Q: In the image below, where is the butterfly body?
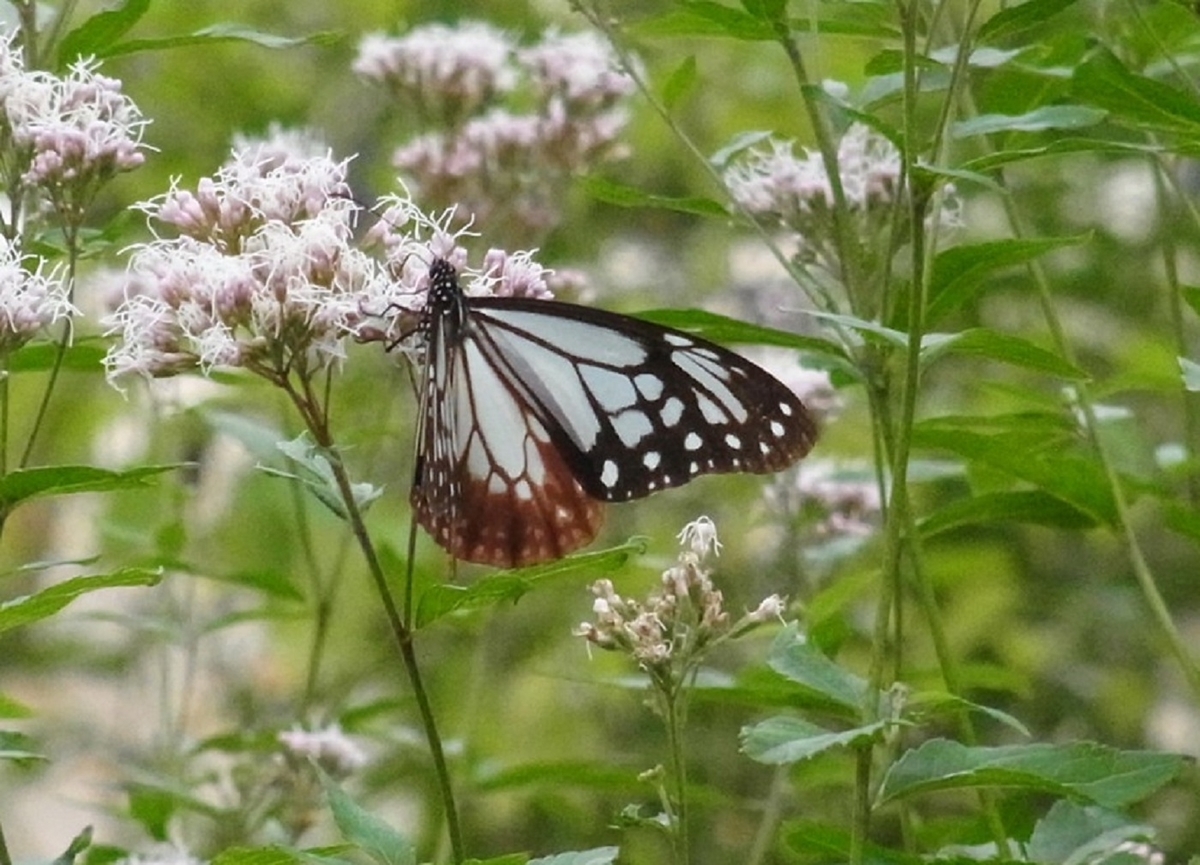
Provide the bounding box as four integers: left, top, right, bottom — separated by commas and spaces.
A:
410, 258, 817, 567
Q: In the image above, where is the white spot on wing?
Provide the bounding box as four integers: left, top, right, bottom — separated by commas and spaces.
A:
613, 409, 653, 447
697, 394, 726, 425
661, 396, 684, 427
635, 373, 664, 401
601, 459, 619, 488
725, 433, 741, 449
673, 350, 748, 422
643, 451, 661, 470
685, 432, 703, 451
771, 420, 785, 437
581, 365, 639, 411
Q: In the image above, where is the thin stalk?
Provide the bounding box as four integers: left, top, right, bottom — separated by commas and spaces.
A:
284, 378, 463, 863
665, 685, 690, 865
0, 821, 9, 865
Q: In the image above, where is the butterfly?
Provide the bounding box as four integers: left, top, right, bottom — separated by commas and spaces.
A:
408, 257, 818, 568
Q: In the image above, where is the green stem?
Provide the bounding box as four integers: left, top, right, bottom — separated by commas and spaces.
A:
665, 683, 689, 865
287, 380, 464, 862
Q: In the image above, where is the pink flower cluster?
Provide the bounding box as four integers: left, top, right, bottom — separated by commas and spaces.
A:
355, 23, 633, 241
0, 234, 73, 353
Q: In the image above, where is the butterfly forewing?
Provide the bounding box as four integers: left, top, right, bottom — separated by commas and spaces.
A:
468, 298, 818, 502
409, 258, 817, 568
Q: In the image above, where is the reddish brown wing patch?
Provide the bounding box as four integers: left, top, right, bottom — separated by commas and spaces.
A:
410, 332, 604, 568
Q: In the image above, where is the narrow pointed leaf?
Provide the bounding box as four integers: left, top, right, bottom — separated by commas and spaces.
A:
0, 465, 181, 509
321, 772, 415, 865
921, 328, 1088, 379
0, 568, 162, 634
742, 716, 889, 764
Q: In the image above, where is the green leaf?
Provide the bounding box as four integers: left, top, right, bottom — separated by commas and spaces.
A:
0, 692, 32, 718
781, 821, 921, 864
977, 0, 1079, 42
578, 176, 727, 218
58, 0, 151, 64
51, 826, 93, 865
417, 541, 643, 627
97, 24, 336, 59
1028, 801, 1156, 862
631, 2, 774, 40
662, 56, 697, 111
464, 856, 528, 865
0, 465, 181, 510
1072, 47, 1200, 135
878, 739, 1186, 808
741, 715, 889, 764
905, 691, 1031, 737
211, 849, 305, 865
321, 772, 415, 865
1181, 285, 1200, 319
804, 310, 909, 349
952, 105, 1107, 139
920, 328, 1088, 379
911, 426, 1118, 525
960, 137, 1163, 172
0, 569, 162, 634
634, 308, 850, 361
919, 490, 1100, 537
1, 730, 47, 763
710, 130, 775, 168
926, 237, 1088, 325
528, 849, 621, 865
766, 624, 870, 716
7, 341, 108, 373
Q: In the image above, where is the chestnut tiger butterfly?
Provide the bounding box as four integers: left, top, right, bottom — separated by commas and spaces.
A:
407, 257, 817, 567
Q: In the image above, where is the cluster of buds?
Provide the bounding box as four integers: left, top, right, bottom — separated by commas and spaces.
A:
0, 36, 147, 221
278, 722, 368, 779
723, 120, 960, 280
577, 518, 786, 681
354, 23, 634, 243
0, 234, 73, 354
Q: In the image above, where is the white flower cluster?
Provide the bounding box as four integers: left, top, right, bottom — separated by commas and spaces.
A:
0, 233, 73, 353
354, 22, 633, 241
724, 122, 959, 273
0, 36, 146, 202
577, 518, 785, 671
104, 132, 556, 385
278, 722, 368, 779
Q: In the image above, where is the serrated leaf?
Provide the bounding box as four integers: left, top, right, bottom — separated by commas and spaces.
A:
579, 176, 726, 217
417, 541, 642, 627
321, 772, 415, 865
0, 464, 181, 510
662, 56, 697, 110
977, 0, 1078, 41
527, 848, 621, 865
919, 489, 1099, 537
921, 328, 1088, 379
1072, 48, 1200, 134
927, 237, 1087, 325
952, 106, 1107, 139
57, 0, 151, 64
0, 568, 162, 634
878, 739, 1186, 808
211, 848, 303, 865
634, 308, 849, 361
766, 624, 870, 716
741, 715, 888, 764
